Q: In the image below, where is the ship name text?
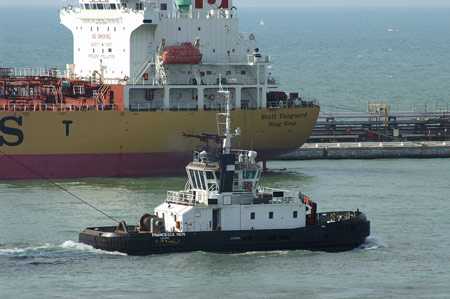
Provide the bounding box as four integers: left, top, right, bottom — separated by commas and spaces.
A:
263, 112, 308, 128
261, 112, 308, 121
152, 232, 186, 238
0, 116, 23, 147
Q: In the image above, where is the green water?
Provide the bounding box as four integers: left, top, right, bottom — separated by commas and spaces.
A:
1, 159, 450, 298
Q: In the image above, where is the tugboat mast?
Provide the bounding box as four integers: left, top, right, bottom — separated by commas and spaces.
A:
218, 76, 240, 154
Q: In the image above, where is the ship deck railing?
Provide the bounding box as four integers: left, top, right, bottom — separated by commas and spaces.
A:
127, 99, 319, 112
267, 99, 319, 109
1, 67, 66, 79
316, 211, 362, 224
0, 103, 123, 112
166, 191, 199, 206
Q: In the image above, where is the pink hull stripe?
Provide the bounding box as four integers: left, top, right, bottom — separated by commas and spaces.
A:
0, 149, 294, 180
0, 152, 191, 180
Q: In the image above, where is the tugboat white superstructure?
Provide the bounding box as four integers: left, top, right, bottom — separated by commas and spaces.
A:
79, 89, 370, 255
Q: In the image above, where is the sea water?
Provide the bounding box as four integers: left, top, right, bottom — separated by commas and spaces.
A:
1, 5, 450, 298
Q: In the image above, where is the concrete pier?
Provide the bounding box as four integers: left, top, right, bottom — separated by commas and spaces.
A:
280, 141, 450, 160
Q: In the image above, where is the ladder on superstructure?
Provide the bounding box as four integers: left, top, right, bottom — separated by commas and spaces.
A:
155, 41, 167, 85
133, 55, 154, 85
96, 84, 110, 105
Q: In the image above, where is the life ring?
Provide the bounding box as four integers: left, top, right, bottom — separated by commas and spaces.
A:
244, 182, 253, 191
208, 94, 215, 101
249, 34, 255, 40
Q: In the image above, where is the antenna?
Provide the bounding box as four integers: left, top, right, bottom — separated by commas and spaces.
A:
218, 75, 240, 154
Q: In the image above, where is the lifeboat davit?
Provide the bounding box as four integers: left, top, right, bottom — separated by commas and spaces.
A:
162, 43, 203, 65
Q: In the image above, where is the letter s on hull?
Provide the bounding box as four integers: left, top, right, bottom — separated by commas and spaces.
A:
0, 116, 24, 147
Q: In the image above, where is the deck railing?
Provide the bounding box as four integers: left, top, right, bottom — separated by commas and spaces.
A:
0, 103, 123, 112
166, 191, 197, 206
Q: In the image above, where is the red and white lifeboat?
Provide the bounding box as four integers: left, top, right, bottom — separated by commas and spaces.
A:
162, 43, 203, 65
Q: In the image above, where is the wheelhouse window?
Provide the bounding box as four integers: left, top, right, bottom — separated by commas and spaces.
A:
233, 172, 240, 189
243, 170, 257, 179
206, 171, 214, 180
189, 169, 198, 189
208, 183, 217, 191
197, 171, 206, 190
293, 211, 298, 218
110, 4, 117, 9
269, 212, 274, 219
161, 3, 168, 10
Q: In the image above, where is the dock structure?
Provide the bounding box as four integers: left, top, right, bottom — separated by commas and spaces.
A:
309, 106, 450, 143
280, 104, 450, 160
280, 141, 450, 160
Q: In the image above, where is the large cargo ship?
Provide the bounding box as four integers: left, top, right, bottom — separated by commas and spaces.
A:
0, 0, 320, 180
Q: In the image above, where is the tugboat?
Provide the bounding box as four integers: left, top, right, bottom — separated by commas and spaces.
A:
79, 87, 370, 255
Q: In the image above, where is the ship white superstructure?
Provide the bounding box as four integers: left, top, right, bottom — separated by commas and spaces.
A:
60, 0, 279, 111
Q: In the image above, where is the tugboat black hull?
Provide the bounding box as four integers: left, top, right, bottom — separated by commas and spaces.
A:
79, 212, 370, 255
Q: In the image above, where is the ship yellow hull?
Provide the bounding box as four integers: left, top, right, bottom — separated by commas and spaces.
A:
0, 107, 319, 179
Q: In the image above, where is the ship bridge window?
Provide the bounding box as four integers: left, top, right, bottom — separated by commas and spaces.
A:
233, 172, 240, 189
110, 4, 117, 9
197, 171, 206, 190
208, 183, 217, 191
189, 169, 198, 189
97, 4, 104, 10
161, 3, 168, 10
243, 171, 257, 180
206, 171, 214, 180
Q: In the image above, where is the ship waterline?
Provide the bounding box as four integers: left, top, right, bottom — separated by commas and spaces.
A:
0, 106, 319, 179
